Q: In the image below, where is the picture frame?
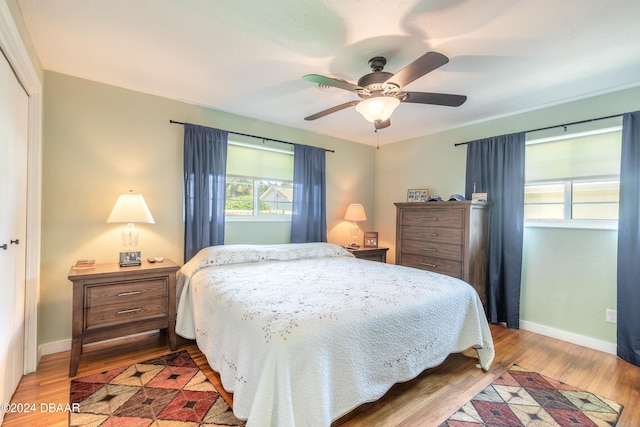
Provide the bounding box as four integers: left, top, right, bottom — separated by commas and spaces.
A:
407, 188, 428, 202
363, 231, 378, 248
119, 251, 141, 267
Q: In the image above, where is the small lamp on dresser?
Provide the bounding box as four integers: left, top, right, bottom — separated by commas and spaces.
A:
344, 203, 367, 248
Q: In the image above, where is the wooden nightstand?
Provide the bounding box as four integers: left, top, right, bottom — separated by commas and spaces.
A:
67, 259, 180, 376
346, 247, 389, 263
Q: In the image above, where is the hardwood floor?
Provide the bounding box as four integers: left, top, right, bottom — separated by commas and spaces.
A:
4, 325, 639, 426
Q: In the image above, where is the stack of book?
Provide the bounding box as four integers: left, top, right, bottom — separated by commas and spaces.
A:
73, 259, 95, 270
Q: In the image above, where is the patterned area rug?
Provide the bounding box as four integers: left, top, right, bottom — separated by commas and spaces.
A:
440, 364, 623, 427
69, 350, 244, 426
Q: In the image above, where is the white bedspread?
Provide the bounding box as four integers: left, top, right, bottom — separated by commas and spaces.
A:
176, 243, 494, 427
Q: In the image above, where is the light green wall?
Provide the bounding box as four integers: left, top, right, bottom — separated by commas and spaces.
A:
40, 71, 375, 346
375, 85, 640, 346
521, 227, 617, 342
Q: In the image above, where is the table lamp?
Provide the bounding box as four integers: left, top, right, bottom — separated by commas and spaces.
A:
344, 203, 367, 248
107, 190, 155, 265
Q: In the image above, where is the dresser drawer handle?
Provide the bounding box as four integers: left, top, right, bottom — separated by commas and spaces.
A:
426, 233, 438, 236
419, 262, 438, 268
117, 308, 141, 315
424, 217, 439, 221
423, 248, 438, 252
117, 291, 142, 297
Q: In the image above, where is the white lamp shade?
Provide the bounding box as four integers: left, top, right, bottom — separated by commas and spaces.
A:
106, 191, 155, 224
355, 96, 401, 123
344, 203, 367, 222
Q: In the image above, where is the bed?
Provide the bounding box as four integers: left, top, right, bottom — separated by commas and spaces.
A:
175, 242, 494, 427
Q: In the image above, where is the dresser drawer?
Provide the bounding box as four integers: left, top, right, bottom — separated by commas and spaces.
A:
400, 240, 463, 261
85, 296, 167, 330
401, 225, 464, 245
401, 208, 464, 228
86, 279, 167, 307
400, 253, 463, 279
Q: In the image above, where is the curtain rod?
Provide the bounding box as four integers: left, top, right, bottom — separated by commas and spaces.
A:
170, 120, 335, 153
454, 113, 623, 147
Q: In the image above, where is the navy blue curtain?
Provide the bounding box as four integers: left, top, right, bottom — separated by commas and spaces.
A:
291, 144, 327, 242
183, 123, 228, 261
617, 110, 640, 367
465, 132, 525, 328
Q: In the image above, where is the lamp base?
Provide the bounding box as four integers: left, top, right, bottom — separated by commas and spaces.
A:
121, 223, 139, 250
119, 251, 141, 267
350, 221, 361, 248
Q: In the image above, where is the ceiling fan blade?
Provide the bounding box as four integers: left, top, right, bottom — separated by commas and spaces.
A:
385, 52, 449, 88
304, 100, 361, 121
402, 92, 467, 107
302, 74, 363, 92
374, 118, 391, 130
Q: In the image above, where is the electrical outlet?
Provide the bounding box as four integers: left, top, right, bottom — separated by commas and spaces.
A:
606, 309, 617, 324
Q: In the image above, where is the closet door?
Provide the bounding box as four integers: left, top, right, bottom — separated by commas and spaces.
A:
0, 50, 28, 411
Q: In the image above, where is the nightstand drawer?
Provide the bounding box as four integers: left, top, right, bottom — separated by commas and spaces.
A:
346, 247, 389, 263
86, 279, 167, 307
85, 296, 167, 330
400, 253, 462, 279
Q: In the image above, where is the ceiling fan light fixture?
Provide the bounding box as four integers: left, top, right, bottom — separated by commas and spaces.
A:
355, 96, 400, 123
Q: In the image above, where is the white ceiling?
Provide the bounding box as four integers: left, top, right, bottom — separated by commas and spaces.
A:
16, 0, 640, 146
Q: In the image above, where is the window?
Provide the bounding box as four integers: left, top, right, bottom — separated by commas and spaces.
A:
524, 117, 622, 227
225, 141, 293, 220
226, 176, 292, 217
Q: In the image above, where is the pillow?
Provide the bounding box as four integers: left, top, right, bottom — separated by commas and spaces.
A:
264, 242, 352, 261
180, 242, 352, 282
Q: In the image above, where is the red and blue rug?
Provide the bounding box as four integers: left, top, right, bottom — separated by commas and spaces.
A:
440, 364, 623, 427
69, 350, 244, 426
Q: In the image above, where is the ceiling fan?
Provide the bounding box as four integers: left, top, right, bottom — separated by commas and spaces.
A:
303, 51, 467, 130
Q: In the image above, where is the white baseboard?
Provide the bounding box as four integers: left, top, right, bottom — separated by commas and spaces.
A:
39, 339, 71, 356
520, 320, 617, 355
40, 324, 616, 360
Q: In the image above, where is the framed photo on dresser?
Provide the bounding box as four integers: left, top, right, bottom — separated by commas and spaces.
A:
119, 251, 141, 267
407, 188, 428, 202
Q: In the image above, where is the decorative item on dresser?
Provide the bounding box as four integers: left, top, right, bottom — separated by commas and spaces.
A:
67, 259, 180, 376
346, 246, 389, 263
395, 201, 489, 308
407, 188, 429, 202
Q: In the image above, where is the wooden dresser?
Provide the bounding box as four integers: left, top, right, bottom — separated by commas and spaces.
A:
67, 259, 180, 376
394, 201, 489, 307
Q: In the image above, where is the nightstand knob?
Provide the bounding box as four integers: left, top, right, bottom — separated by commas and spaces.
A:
1, 243, 7, 250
